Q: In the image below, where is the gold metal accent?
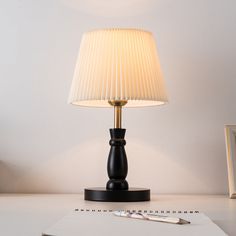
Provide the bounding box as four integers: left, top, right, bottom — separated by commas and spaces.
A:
108, 100, 127, 128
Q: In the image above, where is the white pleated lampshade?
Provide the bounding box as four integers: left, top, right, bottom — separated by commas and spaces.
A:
68, 28, 168, 107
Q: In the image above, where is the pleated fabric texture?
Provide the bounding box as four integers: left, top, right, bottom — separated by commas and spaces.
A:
68, 28, 168, 107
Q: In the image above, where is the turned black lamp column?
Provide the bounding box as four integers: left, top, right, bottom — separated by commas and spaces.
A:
68, 28, 168, 202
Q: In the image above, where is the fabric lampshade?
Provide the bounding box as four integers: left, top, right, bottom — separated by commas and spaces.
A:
68, 28, 168, 107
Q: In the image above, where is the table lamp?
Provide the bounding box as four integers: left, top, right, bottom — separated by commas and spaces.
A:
68, 28, 168, 202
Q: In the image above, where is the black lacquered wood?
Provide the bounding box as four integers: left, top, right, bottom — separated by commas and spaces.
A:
106, 128, 128, 190
84, 188, 150, 202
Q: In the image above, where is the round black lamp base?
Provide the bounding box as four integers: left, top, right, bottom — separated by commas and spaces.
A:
84, 188, 150, 202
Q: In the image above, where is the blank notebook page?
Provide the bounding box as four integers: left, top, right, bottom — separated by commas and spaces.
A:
42, 210, 227, 236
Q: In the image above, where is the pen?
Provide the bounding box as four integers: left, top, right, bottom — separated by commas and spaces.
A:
113, 211, 190, 225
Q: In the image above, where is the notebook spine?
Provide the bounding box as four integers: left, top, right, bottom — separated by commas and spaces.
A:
75, 209, 199, 214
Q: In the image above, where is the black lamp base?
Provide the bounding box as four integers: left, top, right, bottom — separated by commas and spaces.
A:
84, 188, 150, 202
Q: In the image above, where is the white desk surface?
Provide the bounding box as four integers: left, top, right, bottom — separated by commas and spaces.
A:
0, 194, 235, 236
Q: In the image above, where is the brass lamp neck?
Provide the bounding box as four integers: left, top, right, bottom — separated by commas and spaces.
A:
108, 100, 127, 128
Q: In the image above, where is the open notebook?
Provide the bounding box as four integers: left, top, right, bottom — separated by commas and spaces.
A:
42, 209, 227, 236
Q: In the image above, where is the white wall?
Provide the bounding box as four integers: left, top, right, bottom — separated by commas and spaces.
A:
0, 0, 236, 194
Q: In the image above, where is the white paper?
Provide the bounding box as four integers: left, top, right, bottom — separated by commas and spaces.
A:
42, 211, 227, 236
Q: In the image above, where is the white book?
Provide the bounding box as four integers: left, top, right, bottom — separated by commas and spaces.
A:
42, 209, 227, 236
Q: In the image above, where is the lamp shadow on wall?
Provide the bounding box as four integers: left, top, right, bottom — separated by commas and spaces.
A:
0, 138, 222, 194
